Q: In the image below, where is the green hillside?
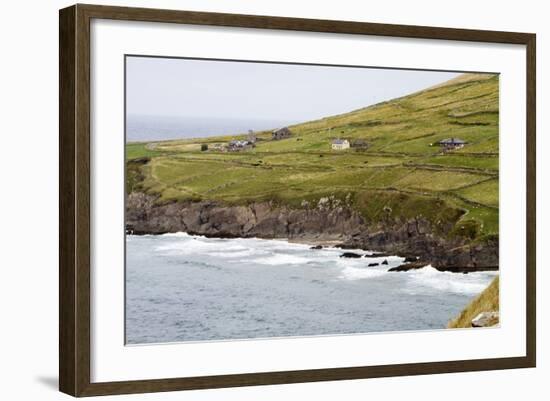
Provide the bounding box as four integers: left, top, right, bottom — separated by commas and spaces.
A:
127, 73, 499, 240
448, 276, 499, 328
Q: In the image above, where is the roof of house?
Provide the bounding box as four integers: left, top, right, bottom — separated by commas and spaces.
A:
439, 138, 466, 144
273, 127, 290, 133
332, 139, 349, 144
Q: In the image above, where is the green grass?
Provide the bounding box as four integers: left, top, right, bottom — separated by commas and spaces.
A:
460, 205, 499, 235
455, 179, 499, 207
126, 142, 163, 160
392, 169, 487, 192
126, 158, 149, 193
416, 155, 498, 171
126, 73, 499, 239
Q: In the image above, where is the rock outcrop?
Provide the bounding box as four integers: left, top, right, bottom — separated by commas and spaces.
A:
388, 261, 429, 272
471, 311, 499, 327
340, 252, 362, 258
126, 192, 364, 240
126, 192, 498, 271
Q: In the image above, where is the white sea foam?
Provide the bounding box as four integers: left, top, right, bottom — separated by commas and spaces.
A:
339, 266, 388, 280
253, 253, 312, 266
209, 249, 262, 258
154, 236, 237, 254
161, 232, 198, 238
403, 266, 497, 295
127, 233, 500, 343
140, 233, 495, 295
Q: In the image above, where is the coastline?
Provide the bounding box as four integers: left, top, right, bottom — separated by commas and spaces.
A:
126, 192, 498, 273
126, 233, 498, 343
127, 228, 498, 274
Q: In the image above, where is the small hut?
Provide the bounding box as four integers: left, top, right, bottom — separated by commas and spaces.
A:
272, 127, 292, 140
350, 139, 369, 151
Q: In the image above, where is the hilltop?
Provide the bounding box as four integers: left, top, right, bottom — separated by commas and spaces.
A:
126, 73, 499, 270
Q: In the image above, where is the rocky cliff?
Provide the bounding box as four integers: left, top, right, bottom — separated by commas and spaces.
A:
126, 192, 498, 272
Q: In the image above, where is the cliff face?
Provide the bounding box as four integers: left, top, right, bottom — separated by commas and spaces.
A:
126, 192, 498, 271
126, 192, 364, 239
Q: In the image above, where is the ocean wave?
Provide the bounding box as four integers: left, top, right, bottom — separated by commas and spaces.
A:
253, 254, 312, 266
160, 232, 200, 238
154, 238, 251, 254
338, 266, 388, 280
403, 266, 497, 295
209, 249, 263, 258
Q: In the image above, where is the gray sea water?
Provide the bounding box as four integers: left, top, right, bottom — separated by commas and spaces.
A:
126, 115, 297, 142
125, 233, 497, 344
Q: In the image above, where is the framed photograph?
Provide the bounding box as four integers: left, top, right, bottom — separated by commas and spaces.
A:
59, 4, 536, 397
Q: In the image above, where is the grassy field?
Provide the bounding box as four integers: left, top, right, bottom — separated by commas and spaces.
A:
448, 276, 499, 328
126, 73, 499, 239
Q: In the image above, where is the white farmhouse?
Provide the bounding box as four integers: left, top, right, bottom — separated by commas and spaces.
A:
331, 139, 350, 150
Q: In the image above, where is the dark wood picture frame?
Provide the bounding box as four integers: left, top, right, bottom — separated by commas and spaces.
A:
59, 3, 536, 397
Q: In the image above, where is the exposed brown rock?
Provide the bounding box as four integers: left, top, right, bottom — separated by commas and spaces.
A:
471, 311, 499, 327
340, 252, 362, 258
126, 192, 499, 271
388, 261, 429, 272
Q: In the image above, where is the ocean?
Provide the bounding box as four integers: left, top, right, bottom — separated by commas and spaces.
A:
126, 115, 298, 142
125, 233, 497, 344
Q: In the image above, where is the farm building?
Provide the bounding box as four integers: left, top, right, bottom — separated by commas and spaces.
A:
350, 139, 369, 151
247, 130, 257, 143
331, 139, 350, 150
272, 127, 292, 140
438, 137, 467, 150
228, 140, 254, 152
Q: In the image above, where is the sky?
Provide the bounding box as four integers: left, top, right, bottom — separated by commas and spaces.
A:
126, 56, 461, 125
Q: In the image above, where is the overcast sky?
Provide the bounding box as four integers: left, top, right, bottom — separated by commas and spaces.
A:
126, 56, 460, 122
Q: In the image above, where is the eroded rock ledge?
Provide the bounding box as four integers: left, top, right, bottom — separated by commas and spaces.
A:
126, 192, 498, 272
